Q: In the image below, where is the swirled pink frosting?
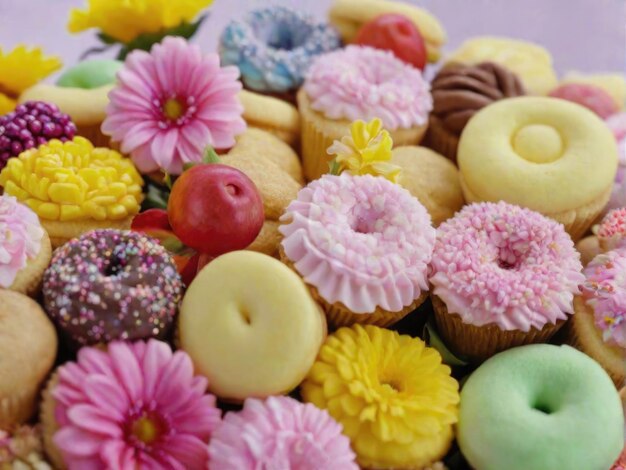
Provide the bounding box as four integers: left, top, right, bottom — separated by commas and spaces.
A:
581, 248, 626, 349
208, 396, 358, 470
279, 174, 435, 314
605, 113, 626, 214
303, 46, 432, 131
0, 195, 44, 288
429, 202, 584, 331
598, 208, 626, 252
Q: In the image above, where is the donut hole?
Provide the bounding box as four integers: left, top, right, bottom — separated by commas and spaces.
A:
496, 249, 522, 271
254, 20, 311, 51
103, 258, 123, 277
530, 395, 560, 416
350, 206, 385, 235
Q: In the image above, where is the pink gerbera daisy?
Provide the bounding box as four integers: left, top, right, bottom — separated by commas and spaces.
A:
208, 396, 358, 470
52, 340, 221, 469
102, 36, 246, 175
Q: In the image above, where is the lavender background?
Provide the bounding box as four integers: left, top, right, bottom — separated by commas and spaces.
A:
0, 0, 624, 79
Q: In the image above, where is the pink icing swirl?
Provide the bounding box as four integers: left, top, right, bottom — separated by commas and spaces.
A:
582, 248, 626, 349
303, 46, 432, 131
208, 396, 358, 470
279, 174, 435, 314
430, 202, 584, 331
0, 195, 44, 288
604, 113, 626, 214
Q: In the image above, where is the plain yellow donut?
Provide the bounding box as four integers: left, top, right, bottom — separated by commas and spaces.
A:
458, 97, 618, 214
179, 251, 327, 402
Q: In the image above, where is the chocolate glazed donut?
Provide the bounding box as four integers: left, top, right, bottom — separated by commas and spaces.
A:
42, 229, 183, 347
425, 62, 526, 162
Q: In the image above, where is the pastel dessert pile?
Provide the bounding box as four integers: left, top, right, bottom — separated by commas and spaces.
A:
0, 0, 625, 469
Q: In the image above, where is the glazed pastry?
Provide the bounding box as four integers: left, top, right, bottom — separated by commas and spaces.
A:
0, 195, 51, 298
562, 71, 626, 110
222, 128, 303, 256
220, 6, 340, 102
41, 340, 221, 469
328, 0, 446, 62
429, 202, 584, 362
208, 396, 358, 469
280, 173, 435, 327
0, 45, 61, 115
238, 90, 300, 147
458, 344, 624, 470
390, 146, 464, 227
549, 82, 619, 118
597, 208, 626, 252
102, 37, 246, 176
179, 251, 326, 402
0, 290, 57, 429
18, 84, 112, 147
0, 101, 76, 171
0, 425, 51, 469
0, 137, 144, 247
570, 248, 626, 385
301, 325, 459, 469
576, 235, 601, 266
458, 97, 618, 240
43, 229, 182, 347
445, 36, 558, 95
298, 45, 432, 181
426, 62, 525, 161
56, 59, 122, 89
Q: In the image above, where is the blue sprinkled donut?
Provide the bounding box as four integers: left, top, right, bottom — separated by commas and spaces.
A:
219, 6, 341, 93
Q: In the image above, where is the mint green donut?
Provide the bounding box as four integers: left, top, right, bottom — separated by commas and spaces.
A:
458, 344, 624, 470
57, 60, 122, 89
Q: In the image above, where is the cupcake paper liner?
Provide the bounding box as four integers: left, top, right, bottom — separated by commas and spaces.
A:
431, 295, 564, 363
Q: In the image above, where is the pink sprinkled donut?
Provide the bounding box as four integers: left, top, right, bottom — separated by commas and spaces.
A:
279, 173, 435, 317
430, 201, 584, 331
598, 207, 626, 252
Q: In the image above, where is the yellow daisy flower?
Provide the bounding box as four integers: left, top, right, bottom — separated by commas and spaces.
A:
327, 118, 402, 182
68, 0, 213, 44
0, 45, 62, 114
301, 325, 460, 469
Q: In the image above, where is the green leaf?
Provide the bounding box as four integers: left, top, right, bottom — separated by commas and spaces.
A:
116, 14, 209, 60
182, 162, 197, 172
163, 172, 173, 190
423, 321, 469, 367
142, 183, 170, 210
202, 146, 220, 164
97, 32, 120, 45
328, 159, 341, 175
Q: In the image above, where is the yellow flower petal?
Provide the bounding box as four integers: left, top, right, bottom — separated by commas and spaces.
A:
0, 45, 62, 96
0, 93, 16, 115
67, 0, 213, 43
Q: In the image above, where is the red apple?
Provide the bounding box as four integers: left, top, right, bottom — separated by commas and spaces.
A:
168, 164, 264, 257
355, 14, 427, 70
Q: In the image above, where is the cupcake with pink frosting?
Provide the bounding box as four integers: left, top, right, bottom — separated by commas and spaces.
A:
297, 45, 432, 181
429, 201, 584, 362
0, 195, 50, 297
208, 396, 358, 470
279, 173, 435, 327
571, 248, 626, 385
597, 208, 626, 252
41, 339, 221, 470
604, 112, 626, 215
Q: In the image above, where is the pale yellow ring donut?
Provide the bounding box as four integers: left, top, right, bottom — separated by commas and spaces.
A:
458, 97, 618, 213
178, 251, 327, 402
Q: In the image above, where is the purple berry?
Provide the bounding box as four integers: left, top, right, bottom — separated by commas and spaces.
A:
0, 101, 77, 170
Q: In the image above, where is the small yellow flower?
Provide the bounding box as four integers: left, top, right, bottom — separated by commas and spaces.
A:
327, 118, 401, 183
68, 0, 213, 43
0, 45, 62, 113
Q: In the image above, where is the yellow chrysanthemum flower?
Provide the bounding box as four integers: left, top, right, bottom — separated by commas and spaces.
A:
0, 137, 144, 222
68, 0, 213, 43
301, 325, 460, 469
327, 118, 402, 183
0, 45, 62, 114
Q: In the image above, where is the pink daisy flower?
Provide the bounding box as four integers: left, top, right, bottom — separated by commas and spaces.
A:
102, 36, 246, 175
208, 396, 358, 470
52, 340, 221, 469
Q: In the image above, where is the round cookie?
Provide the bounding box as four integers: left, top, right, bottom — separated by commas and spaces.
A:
391, 146, 464, 226
458, 96, 618, 240
576, 235, 601, 266
239, 90, 300, 147
458, 344, 624, 470
57, 59, 122, 89
178, 251, 327, 402
0, 290, 57, 429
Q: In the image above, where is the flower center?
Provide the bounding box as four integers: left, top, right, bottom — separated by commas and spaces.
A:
163, 98, 185, 121
130, 413, 166, 445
